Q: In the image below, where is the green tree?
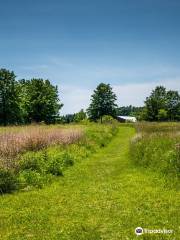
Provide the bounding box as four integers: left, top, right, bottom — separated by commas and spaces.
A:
157, 109, 168, 121
0, 69, 22, 125
20, 79, 63, 123
74, 109, 87, 122
166, 90, 180, 121
116, 105, 143, 118
87, 83, 117, 122
18, 79, 31, 123
143, 86, 180, 121
144, 86, 167, 121
60, 114, 75, 124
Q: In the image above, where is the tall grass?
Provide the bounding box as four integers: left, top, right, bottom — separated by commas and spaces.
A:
0, 123, 118, 193
135, 121, 180, 133
0, 126, 83, 169
130, 122, 180, 184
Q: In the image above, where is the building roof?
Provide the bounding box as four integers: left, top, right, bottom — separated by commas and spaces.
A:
117, 116, 137, 122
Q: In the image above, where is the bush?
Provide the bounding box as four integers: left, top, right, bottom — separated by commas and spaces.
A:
46, 158, 63, 176
46, 151, 74, 176
61, 152, 74, 167
18, 170, 50, 188
101, 115, 114, 124
19, 151, 46, 173
0, 168, 17, 193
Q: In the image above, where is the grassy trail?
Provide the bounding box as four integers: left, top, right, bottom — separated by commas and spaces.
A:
0, 127, 179, 239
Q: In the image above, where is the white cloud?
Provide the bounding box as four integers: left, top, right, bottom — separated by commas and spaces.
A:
113, 78, 180, 106
60, 78, 180, 114
60, 85, 92, 114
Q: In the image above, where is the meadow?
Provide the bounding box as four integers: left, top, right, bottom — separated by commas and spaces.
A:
130, 122, 180, 187
0, 123, 118, 194
0, 122, 180, 239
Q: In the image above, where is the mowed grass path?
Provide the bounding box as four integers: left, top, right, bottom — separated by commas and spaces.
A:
0, 127, 179, 240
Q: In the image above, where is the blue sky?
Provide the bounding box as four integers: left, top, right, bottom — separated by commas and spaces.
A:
1, 0, 180, 114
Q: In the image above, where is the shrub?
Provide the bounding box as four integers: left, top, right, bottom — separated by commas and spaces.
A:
46, 159, 63, 176
61, 152, 74, 167
101, 115, 114, 124
18, 151, 46, 173
0, 168, 17, 193
18, 170, 49, 188
46, 151, 74, 176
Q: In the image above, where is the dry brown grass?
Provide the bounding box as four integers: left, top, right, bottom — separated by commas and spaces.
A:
0, 126, 84, 168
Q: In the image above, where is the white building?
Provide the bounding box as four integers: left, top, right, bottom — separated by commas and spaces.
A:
117, 116, 137, 123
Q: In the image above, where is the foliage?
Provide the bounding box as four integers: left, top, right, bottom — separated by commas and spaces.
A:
45, 150, 73, 176
0, 69, 22, 126
18, 170, 51, 189
74, 109, 87, 122
157, 109, 168, 121
0, 123, 118, 193
166, 90, 180, 121
18, 151, 46, 173
59, 110, 87, 124
143, 86, 180, 121
0, 68, 63, 125
101, 115, 114, 123
0, 168, 17, 193
19, 78, 63, 124
59, 114, 75, 124
116, 105, 143, 118
87, 83, 117, 122
130, 122, 180, 183
101, 115, 118, 124
46, 158, 64, 176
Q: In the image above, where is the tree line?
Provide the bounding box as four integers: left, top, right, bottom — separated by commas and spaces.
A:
0, 69, 62, 125
88, 83, 180, 121
142, 86, 180, 121
0, 68, 180, 125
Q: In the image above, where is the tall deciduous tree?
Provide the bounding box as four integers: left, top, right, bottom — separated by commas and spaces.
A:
144, 86, 167, 121
144, 86, 180, 121
20, 78, 63, 123
166, 90, 180, 121
87, 83, 117, 122
0, 69, 22, 125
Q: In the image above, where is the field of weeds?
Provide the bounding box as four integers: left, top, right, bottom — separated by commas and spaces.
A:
0, 124, 180, 239
130, 122, 180, 185
0, 123, 118, 194
0, 125, 83, 168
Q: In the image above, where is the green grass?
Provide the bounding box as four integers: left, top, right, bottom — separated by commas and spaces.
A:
130, 122, 180, 186
0, 123, 118, 193
0, 126, 179, 239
